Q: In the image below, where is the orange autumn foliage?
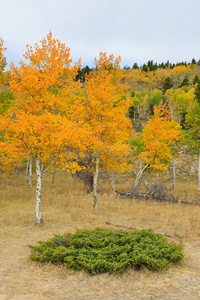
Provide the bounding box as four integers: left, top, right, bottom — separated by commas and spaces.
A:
77, 52, 135, 173
3, 32, 86, 168
0, 37, 8, 86
9, 31, 81, 115
0, 32, 92, 223
138, 104, 181, 172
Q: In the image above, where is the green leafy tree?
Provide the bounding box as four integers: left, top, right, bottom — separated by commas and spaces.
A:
148, 89, 164, 115
186, 101, 200, 190
166, 87, 195, 128
0, 90, 16, 114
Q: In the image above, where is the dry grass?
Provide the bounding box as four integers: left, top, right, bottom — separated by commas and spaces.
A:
0, 171, 200, 299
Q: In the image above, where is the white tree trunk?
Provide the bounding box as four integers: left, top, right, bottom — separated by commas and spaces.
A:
148, 173, 151, 190
111, 171, 115, 193
15, 166, 18, 175
171, 106, 174, 119
133, 162, 149, 191
29, 156, 32, 188
93, 153, 100, 209
156, 172, 159, 185
26, 156, 29, 177
172, 156, 176, 189
35, 157, 43, 224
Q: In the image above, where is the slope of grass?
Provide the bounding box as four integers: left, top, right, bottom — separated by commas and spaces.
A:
0, 170, 200, 298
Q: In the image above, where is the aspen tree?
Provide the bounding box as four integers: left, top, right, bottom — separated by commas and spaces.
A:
2, 32, 87, 224
76, 52, 134, 208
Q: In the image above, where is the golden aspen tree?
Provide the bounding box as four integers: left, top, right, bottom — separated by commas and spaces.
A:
166, 87, 195, 126
0, 37, 7, 86
1, 32, 88, 224
186, 101, 200, 190
76, 52, 135, 208
133, 104, 181, 188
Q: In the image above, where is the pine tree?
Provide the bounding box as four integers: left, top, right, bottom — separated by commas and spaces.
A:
179, 77, 189, 88
193, 74, 200, 85
194, 81, 200, 104
163, 77, 173, 94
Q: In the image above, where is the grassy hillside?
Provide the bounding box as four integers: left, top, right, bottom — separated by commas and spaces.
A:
0, 171, 200, 298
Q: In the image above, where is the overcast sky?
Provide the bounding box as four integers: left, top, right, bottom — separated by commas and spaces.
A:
1, 0, 200, 68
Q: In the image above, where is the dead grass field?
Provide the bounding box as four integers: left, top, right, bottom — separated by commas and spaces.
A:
0, 171, 200, 299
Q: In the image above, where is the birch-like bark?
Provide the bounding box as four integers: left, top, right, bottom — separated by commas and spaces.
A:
93, 153, 100, 209
26, 156, 29, 177
171, 106, 174, 119
29, 156, 32, 188
148, 173, 151, 190
198, 148, 200, 191
133, 162, 149, 191
156, 172, 159, 185
172, 156, 176, 189
35, 156, 43, 224
111, 171, 116, 193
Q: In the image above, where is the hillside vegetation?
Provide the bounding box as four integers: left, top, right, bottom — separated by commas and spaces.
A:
0, 172, 200, 299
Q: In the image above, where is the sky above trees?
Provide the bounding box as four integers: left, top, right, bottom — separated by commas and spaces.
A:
1, 0, 200, 68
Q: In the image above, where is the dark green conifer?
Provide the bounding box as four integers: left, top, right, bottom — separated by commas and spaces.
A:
179, 77, 189, 88
194, 81, 200, 104
163, 77, 173, 94
193, 74, 200, 85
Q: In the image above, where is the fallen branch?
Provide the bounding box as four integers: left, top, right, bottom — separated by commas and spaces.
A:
105, 221, 136, 231
105, 221, 172, 238
116, 185, 200, 206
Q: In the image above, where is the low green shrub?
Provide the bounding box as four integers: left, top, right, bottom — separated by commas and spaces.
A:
29, 228, 183, 274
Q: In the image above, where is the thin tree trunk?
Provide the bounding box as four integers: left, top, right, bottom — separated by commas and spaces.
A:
35, 156, 43, 224
133, 162, 149, 191
93, 153, 100, 209
111, 171, 115, 193
15, 166, 18, 175
148, 173, 151, 190
172, 156, 176, 189
29, 155, 32, 188
171, 106, 174, 119
156, 172, 159, 185
26, 156, 29, 177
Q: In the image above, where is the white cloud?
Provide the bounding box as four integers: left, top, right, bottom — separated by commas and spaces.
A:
1, 0, 200, 67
